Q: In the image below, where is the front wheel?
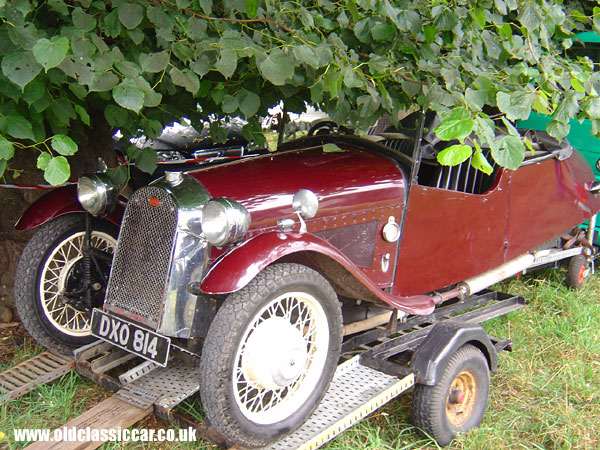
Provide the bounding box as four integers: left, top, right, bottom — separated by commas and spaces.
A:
199, 263, 342, 447
412, 344, 490, 446
14, 214, 118, 355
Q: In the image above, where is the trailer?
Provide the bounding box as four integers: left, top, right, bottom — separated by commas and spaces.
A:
0, 288, 522, 449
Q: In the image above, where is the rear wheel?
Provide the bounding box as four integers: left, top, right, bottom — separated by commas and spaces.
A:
199, 263, 342, 447
565, 254, 589, 289
412, 344, 490, 446
14, 214, 118, 355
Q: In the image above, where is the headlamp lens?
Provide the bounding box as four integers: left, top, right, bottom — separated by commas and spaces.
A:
77, 173, 117, 216
202, 198, 250, 247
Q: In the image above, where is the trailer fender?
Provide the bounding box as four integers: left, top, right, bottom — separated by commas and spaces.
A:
410, 321, 497, 386
15, 184, 126, 230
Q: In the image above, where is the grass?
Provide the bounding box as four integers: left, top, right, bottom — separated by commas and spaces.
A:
1, 266, 599, 449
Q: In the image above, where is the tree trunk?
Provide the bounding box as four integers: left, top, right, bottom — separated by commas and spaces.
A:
0, 111, 116, 312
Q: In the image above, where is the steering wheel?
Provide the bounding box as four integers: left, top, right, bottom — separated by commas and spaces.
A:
307, 120, 352, 136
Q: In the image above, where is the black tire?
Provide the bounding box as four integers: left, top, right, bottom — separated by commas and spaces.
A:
199, 263, 342, 447
412, 344, 490, 446
565, 254, 589, 289
14, 214, 118, 355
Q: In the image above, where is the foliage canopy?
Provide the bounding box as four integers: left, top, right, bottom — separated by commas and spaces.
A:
0, 0, 598, 184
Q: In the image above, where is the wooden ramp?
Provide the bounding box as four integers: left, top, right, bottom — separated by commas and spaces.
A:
25, 394, 152, 450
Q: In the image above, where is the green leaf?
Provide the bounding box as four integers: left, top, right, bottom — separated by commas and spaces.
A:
582, 97, 600, 120
107, 165, 128, 186
118, 3, 144, 29
471, 147, 494, 175
323, 143, 346, 153
22, 81, 44, 105
0, 115, 34, 140
51, 135, 78, 156
492, 135, 525, 170
113, 80, 145, 113
72, 7, 97, 32
37, 151, 51, 169
343, 68, 363, 88
222, 94, 239, 114
246, 0, 258, 18
170, 67, 199, 94
259, 50, 294, 86
135, 147, 157, 174
532, 92, 549, 114
90, 72, 119, 92
354, 18, 372, 43
496, 91, 535, 121
2, 51, 42, 90
546, 120, 570, 142
465, 88, 487, 110
44, 156, 70, 185
571, 77, 585, 93
396, 10, 422, 34
32, 37, 69, 71
424, 24, 437, 44
140, 51, 169, 73
51, 98, 76, 126
75, 105, 90, 126
371, 23, 395, 41
0, 138, 14, 160
434, 108, 474, 141
293, 45, 316, 68
238, 90, 260, 118
0, 159, 6, 178
519, 1, 542, 31
141, 119, 163, 139
437, 144, 473, 166
215, 49, 237, 79
552, 90, 584, 124
105, 105, 130, 127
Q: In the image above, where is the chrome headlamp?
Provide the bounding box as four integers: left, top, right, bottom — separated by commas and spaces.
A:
201, 197, 251, 247
77, 173, 119, 216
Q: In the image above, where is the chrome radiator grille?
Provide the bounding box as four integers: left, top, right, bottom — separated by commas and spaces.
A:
105, 187, 178, 326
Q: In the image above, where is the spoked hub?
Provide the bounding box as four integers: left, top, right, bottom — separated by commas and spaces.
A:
39, 231, 116, 337
446, 369, 478, 427
234, 292, 329, 425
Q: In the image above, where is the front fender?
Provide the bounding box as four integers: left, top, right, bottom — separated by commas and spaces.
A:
200, 231, 436, 316
15, 185, 126, 230
201, 231, 367, 294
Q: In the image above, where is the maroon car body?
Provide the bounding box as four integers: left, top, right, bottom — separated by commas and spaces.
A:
194, 136, 600, 314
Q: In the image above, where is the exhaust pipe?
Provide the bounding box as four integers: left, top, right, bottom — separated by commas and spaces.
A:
460, 253, 535, 296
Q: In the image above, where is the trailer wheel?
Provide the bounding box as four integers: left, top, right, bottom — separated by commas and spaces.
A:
565, 254, 589, 289
199, 263, 342, 447
412, 344, 489, 446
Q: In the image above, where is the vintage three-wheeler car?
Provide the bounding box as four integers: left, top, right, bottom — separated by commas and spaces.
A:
13, 110, 600, 447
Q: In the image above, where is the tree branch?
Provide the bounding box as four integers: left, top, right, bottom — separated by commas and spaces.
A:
154, 0, 294, 33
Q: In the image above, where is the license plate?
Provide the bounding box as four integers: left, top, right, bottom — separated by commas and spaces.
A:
91, 309, 170, 366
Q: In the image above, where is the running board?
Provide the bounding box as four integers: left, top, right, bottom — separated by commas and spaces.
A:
0, 351, 73, 405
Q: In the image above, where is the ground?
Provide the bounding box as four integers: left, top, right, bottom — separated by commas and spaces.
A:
0, 266, 599, 450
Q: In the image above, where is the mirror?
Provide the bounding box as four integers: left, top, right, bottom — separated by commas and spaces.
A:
292, 189, 319, 219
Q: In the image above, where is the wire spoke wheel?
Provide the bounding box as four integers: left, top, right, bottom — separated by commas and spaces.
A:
234, 292, 329, 425
15, 215, 119, 354
199, 263, 342, 447
40, 231, 116, 336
